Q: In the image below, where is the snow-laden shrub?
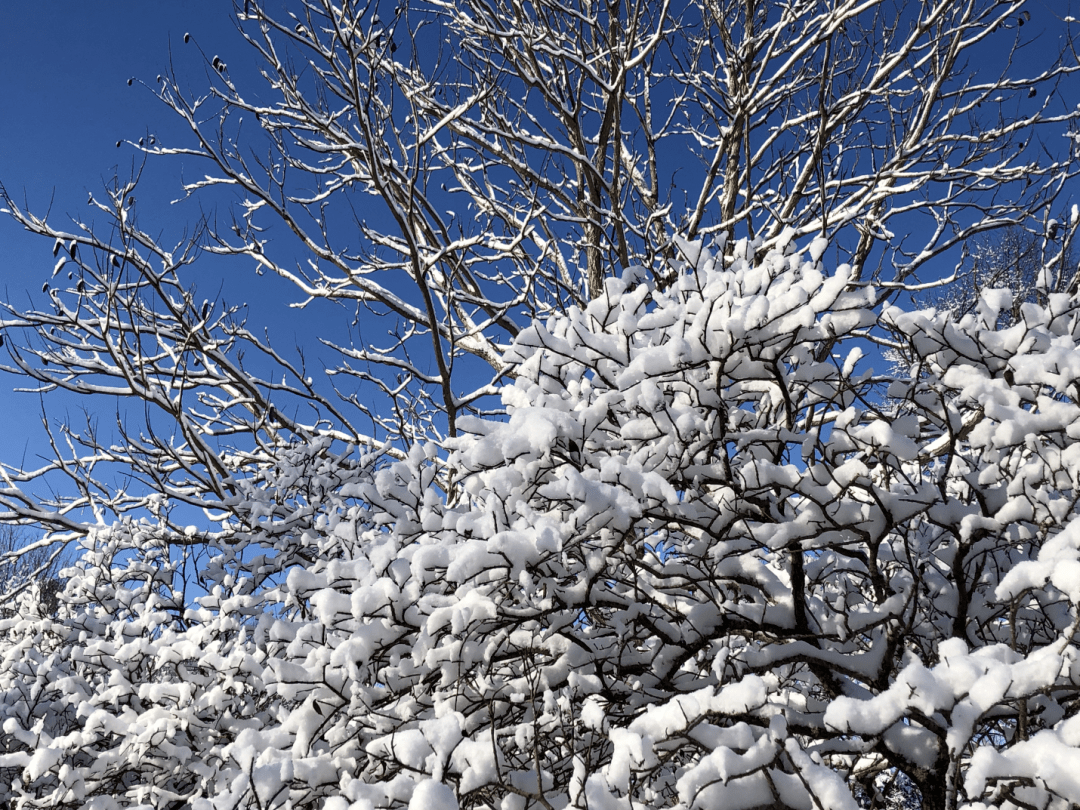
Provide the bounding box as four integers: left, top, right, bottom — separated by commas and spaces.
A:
4, 235, 1080, 810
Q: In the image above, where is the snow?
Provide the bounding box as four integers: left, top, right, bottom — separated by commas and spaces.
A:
12, 232, 1080, 810
408, 780, 458, 810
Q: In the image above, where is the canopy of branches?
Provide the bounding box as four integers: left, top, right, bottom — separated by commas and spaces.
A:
1, 1, 1080, 810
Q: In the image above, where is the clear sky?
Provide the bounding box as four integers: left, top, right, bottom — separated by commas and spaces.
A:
0, 2, 249, 471
1, 0, 1079, 478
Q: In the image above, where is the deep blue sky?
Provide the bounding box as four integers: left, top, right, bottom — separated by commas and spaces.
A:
0, 2, 247, 470
0, 0, 1079, 477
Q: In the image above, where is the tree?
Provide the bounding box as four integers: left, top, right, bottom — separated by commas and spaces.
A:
935, 221, 1080, 326
0, 524, 64, 617
3, 0, 1077, 452
1, 2, 1080, 810
3, 237, 1080, 810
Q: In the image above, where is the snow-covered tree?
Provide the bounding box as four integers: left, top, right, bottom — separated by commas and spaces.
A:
935, 222, 1080, 327
2, 1, 1080, 810
0, 524, 64, 618
3, 236, 1080, 810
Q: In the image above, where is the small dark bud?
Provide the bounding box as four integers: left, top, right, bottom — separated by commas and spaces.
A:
0, 335, 5, 349
77, 279, 85, 292
127, 78, 133, 86
139, 138, 144, 146
391, 41, 397, 53
69, 242, 77, 259
184, 33, 191, 43
116, 140, 122, 148
156, 75, 162, 83
1028, 87, 1038, 98
42, 282, 49, 293
127, 196, 135, 207
52, 240, 60, 258
111, 256, 120, 268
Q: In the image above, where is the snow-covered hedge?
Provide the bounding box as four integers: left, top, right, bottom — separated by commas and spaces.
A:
4, 235, 1080, 810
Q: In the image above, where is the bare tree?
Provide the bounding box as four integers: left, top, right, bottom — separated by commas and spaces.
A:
4, 0, 1076, 460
